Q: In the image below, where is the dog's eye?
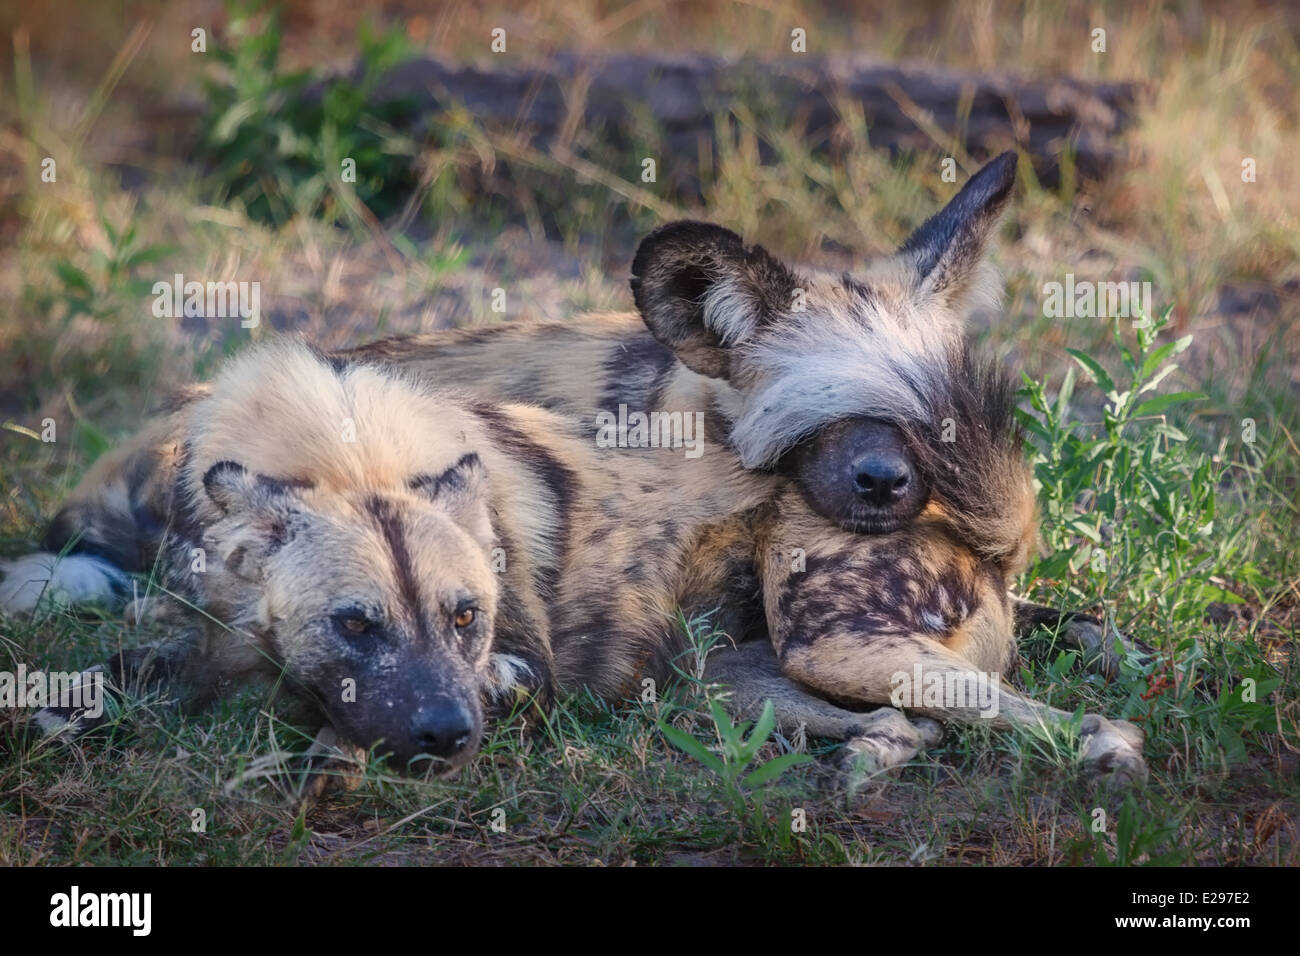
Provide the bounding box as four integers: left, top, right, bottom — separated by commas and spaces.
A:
453, 608, 476, 629
332, 610, 379, 640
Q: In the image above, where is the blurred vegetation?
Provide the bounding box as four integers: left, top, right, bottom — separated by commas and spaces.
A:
197, 4, 422, 225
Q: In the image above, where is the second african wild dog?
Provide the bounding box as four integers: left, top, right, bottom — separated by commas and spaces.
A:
1, 151, 1146, 782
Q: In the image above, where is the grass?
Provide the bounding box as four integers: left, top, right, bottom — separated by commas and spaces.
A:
0, 0, 1297, 865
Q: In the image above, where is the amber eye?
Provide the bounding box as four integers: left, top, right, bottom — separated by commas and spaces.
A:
454, 608, 476, 629
341, 617, 368, 635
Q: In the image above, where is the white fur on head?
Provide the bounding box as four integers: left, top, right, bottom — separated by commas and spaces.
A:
726, 150, 1017, 466
728, 266, 982, 469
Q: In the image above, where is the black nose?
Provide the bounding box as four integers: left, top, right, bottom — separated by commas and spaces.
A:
852, 452, 912, 507
408, 700, 475, 761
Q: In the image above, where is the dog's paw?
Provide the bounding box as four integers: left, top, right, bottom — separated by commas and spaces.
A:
1079, 714, 1147, 787
838, 709, 943, 782
296, 726, 367, 804
0, 553, 127, 615
1062, 615, 1150, 679
21, 665, 112, 743
26, 706, 111, 745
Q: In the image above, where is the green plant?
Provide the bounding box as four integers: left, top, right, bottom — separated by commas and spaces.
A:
12, 204, 178, 407
1018, 306, 1218, 623
196, 1, 419, 226
40, 209, 174, 323
1073, 794, 1196, 866
659, 697, 810, 818
1016, 306, 1284, 771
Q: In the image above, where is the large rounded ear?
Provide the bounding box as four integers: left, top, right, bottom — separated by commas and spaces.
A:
897, 150, 1018, 311
409, 452, 493, 550
202, 461, 309, 581
630, 220, 798, 379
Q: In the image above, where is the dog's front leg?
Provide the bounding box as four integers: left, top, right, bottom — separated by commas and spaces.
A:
777, 624, 1145, 785
758, 509, 1148, 786
704, 638, 944, 773
297, 726, 368, 803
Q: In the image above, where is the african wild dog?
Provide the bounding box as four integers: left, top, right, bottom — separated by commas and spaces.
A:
1, 151, 1146, 782
0, 338, 812, 772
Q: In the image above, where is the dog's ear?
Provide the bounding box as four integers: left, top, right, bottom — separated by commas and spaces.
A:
204, 460, 259, 515
202, 461, 309, 581
897, 150, 1017, 312
631, 220, 798, 379
410, 453, 493, 550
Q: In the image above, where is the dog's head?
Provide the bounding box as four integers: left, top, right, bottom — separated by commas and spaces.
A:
631, 151, 1034, 561
189, 345, 502, 773
201, 454, 497, 773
